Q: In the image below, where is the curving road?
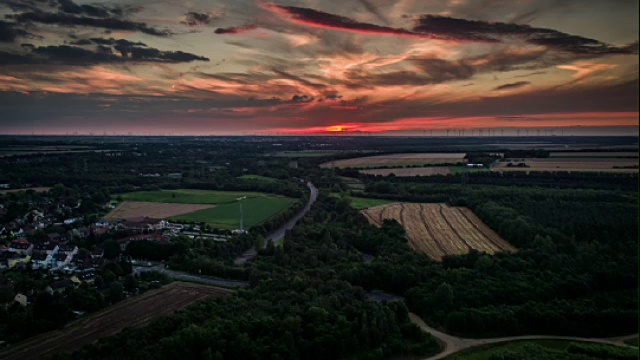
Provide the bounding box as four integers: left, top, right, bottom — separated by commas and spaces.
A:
409, 313, 638, 360
235, 181, 318, 264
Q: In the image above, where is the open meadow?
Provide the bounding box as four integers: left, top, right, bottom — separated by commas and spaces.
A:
321, 153, 467, 168
0, 282, 232, 360
170, 196, 297, 229
363, 203, 515, 261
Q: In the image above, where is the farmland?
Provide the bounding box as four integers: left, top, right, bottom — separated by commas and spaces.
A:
549, 151, 638, 158
105, 201, 215, 220
0, 282, 232, 360
360, 167, 451, 177
113, 189, 297, 229
493, 158, 638, 173
119, 189, 271, 204
331, 194, 396, 209
0, 187, 51, 194
169, 196, 297, 229
363, 203, 515, 260
320, 153, 467, 168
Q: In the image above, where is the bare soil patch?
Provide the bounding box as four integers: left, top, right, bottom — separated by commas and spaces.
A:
363, 203, 515, 261
360, 167, 451, 177
105, 201, 215, 220
0, 282, 232, 360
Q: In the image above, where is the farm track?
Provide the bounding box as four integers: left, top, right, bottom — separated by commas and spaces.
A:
0, 282, 233, 360
409, 313, 638, 360
362, 203, 515, 261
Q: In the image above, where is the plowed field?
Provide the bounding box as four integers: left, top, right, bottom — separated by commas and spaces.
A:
0, 282, 232, 360
105, 200, 216, 220
363, 203, 515, 260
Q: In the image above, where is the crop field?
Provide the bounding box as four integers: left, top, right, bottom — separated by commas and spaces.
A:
320, 153, 467, 168
170, 196, 297, 229
0, 282, 232, 360
360, 167, 451, 177
0, 187, 51, 194
119, 189, 272, 204
363, 203, 515, 260
549, 151, 638, 158
494, 158, 638, 173
105, 201, 215, 220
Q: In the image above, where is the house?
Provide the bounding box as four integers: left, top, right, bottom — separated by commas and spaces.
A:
46, 279, 73, 294
466, 163, 484, 168
94, 219, 111, 228
116, 234, 170, 250
7, 254, 30, 268
31, 242, 59, 269
9, 239, 33, 255
91, 247, 104, 259
64, 217, 82, 225
71, 269, 97, 284
14, 293, 27, 307
120, 217, 163, 231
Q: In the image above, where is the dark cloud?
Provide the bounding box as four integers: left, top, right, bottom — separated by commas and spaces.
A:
357, 0, 390, 26
57, 0, 110, 18
493, 81, 530, 91
0, 44, 208, 65
12, 11, 171, 36
271, 5, 461, 40
214, 24, 258, 34
0, 20, 28, 42
414, 15, 637, 54
182, 11, 224, 27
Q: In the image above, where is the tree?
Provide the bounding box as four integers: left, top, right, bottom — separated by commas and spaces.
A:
103, 239, 120, 259
108, 282, 124, 303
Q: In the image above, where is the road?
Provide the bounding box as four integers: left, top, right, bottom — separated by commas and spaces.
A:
235, 181, 318, 264
409, 313, 638, 360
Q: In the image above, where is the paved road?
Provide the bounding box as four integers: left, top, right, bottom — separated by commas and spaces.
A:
235, 182, 318, 264
409, 313, 638, 360
134, 265, 250, 288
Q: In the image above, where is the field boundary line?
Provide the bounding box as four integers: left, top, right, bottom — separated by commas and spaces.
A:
438, 205, 472, 251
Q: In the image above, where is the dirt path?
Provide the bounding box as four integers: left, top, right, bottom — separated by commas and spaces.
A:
409, 313, 638, 360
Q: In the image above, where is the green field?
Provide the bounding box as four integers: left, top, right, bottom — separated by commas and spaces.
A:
331, 193, 395, 210
237, 175, 280, 183
169, 196, 297, 229
449, 166, 491, 174
119, 189, 271, 204
447, 340, 637, 360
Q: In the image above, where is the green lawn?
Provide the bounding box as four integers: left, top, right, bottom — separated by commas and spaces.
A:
237, 175, 280, 183
169, 196, 297, 229
331, 193, 396, 210
119, 189, 272, 204
446, 340, 637, 360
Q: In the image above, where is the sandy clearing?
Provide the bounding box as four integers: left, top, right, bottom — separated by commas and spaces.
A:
105, 201, 216, 220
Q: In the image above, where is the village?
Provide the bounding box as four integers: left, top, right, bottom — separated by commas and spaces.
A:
0, 185, 231, 321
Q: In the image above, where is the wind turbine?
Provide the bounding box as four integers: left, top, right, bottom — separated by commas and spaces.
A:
237, 196, 247, 231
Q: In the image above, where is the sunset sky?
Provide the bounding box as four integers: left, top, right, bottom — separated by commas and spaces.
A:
0, 0, 638, 135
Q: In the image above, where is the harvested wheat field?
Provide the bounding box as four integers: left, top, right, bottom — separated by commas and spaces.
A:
360, 167, 451, 177
321, 153, 467, 168
0, 282, 233, 360
105, 200, 215, 220
363, 203, 516, 260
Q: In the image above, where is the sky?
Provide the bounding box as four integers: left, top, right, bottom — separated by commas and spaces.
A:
0, 0, 638, 135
